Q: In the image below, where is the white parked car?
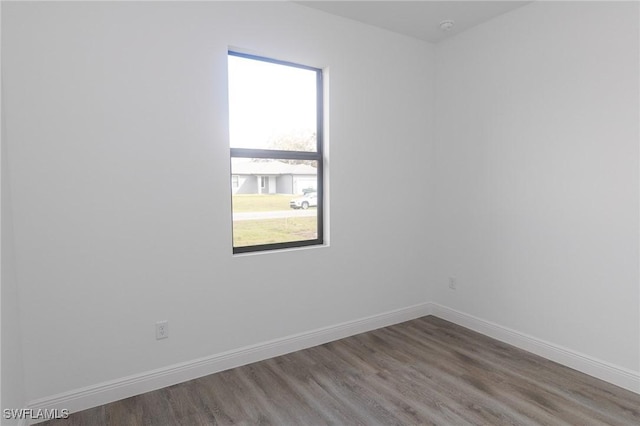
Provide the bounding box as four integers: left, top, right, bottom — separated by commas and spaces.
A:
290, 193, 318, 210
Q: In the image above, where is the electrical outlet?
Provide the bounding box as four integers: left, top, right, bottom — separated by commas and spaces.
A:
156, 321, 169, 340
448, 277, 457, 291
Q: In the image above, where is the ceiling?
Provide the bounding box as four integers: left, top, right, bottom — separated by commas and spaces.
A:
296, 1, 533, 43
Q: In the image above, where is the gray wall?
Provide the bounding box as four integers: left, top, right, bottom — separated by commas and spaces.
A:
234, 175, 258, 195
276, 175, 293, 194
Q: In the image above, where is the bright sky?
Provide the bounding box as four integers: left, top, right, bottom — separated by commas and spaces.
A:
228, 55, 317, 150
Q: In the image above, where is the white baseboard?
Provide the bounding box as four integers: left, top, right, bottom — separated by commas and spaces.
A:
430, 302, 640, 394
25, 302, 432, 423
23, 301, 639, 424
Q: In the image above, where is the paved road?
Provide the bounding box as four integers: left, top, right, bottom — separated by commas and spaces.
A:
233, 209, 317, 221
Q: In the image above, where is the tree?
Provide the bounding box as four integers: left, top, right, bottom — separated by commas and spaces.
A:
257, 130, 317, 167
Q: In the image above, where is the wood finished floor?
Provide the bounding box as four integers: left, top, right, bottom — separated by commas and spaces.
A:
41, 316, 640, 425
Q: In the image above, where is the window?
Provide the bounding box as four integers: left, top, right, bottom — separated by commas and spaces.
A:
232, 175, 239, 188
228, 51, 323, 253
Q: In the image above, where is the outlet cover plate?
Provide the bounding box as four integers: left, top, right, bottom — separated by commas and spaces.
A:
156, 320, 169, 340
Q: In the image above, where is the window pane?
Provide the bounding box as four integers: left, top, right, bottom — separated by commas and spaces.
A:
231, 158, 318, 248
228, 55, 317, 152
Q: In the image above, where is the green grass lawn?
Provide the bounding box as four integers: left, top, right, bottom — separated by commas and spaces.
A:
233, 217, 317, 247
232, 194, 293, 212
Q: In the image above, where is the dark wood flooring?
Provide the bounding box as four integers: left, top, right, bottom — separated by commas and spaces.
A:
41, 316, 640, 425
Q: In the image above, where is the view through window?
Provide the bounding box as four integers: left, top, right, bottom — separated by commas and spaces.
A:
228, 52, 323, 253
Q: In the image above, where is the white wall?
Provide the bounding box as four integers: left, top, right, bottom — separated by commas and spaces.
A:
4, 0, 638, 413
1, 1, 434, 405
434, 1, 639, 374
2, 60, 26, 424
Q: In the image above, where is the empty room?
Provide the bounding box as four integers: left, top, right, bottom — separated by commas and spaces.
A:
1, 1, 639, 425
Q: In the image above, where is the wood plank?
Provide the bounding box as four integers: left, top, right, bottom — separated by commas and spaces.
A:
40, 316, 640, 425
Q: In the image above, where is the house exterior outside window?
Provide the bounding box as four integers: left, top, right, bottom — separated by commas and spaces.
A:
228, 52, 324, 253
